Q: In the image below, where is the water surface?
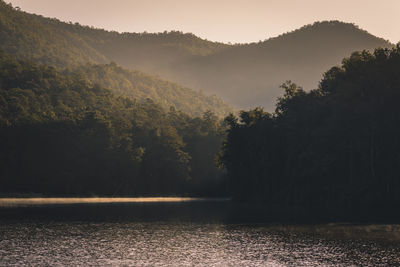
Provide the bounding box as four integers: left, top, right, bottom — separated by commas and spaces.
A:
0, 198, 399, 266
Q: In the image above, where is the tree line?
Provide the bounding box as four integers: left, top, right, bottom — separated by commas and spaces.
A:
0, 51, 227, 196
220, 46, 400, 220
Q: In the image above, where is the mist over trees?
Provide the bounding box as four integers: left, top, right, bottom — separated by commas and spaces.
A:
0, 52, 227, 196
0, 0, 232, 118
0, 1, 232, 196
174, 21, 393, 109
66, 63, 232, 118
0, 1, 392, 110
220, 46, 400, 219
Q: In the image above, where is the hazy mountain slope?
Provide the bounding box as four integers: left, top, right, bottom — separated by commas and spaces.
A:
167, 21, 393, 109
66, 63, 232, 117
0, 1, 227, 69
0, 1, 231, 117
0, 1, 108, 66
0, 1, 392, 110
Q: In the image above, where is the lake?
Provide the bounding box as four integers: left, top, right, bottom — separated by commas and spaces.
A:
0, 198, 399, 266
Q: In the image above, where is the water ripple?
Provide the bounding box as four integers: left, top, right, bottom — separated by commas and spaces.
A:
0, 222, 399, 266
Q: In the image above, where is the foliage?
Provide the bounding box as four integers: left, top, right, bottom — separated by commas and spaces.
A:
0, 0, 232, 118
0, 52, 227, 196
167, 21, 393, 109
220, 46, 400, 219
0, 1, 227, 67
0, 1, 392, 111
65, 62, 232, 117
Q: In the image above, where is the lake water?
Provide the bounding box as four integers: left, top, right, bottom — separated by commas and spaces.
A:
0, 198, 399, 266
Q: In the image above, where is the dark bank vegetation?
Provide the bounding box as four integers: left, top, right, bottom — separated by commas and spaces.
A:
220, 46, 400, 220
0, 52, 227, 196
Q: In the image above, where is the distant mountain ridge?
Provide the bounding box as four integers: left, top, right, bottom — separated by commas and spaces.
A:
0, 1, 228, 68
0, 1, 393, 110
0, 1, 232, 117
169, 21, 393, 109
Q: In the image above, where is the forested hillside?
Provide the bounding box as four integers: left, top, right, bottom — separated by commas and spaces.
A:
0, 1, 392, 110
66, 63, 231, 117
220, 46, 400, 220
173, 21, 393, 109
0, 1, 232, 117
0, 52, 227, 196
0, 1, 227, 68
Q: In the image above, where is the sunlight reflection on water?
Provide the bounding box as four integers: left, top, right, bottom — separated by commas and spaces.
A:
0, 197, 225, 207
0, 222, 399, 266
0, 199, 399, 266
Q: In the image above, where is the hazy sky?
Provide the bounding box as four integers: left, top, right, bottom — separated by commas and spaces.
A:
6, 0, 400, 44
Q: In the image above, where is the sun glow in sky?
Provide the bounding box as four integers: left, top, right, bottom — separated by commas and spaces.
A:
6, 0, 400, 44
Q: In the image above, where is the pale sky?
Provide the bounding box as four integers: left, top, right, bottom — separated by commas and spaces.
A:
6, 0, 400, 44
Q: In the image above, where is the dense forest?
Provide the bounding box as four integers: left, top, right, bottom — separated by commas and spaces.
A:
220, 46, 400, 220
0, 52, 227, 196
0, 1, 227, 67
0, 1, 232, 118
0, 1, 232, 197
0, 1, 392, 110
66, 63, 232, 118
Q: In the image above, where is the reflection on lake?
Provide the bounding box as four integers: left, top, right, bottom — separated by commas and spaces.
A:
0, 199, 399, 266
0, 197, 220, 207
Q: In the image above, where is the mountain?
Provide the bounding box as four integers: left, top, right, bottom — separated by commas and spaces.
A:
0, 1, 227, 68
0, 1, 393, 110
65, 63, 232, 117
168, 21, 393, 109
0, 1, 231, 117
